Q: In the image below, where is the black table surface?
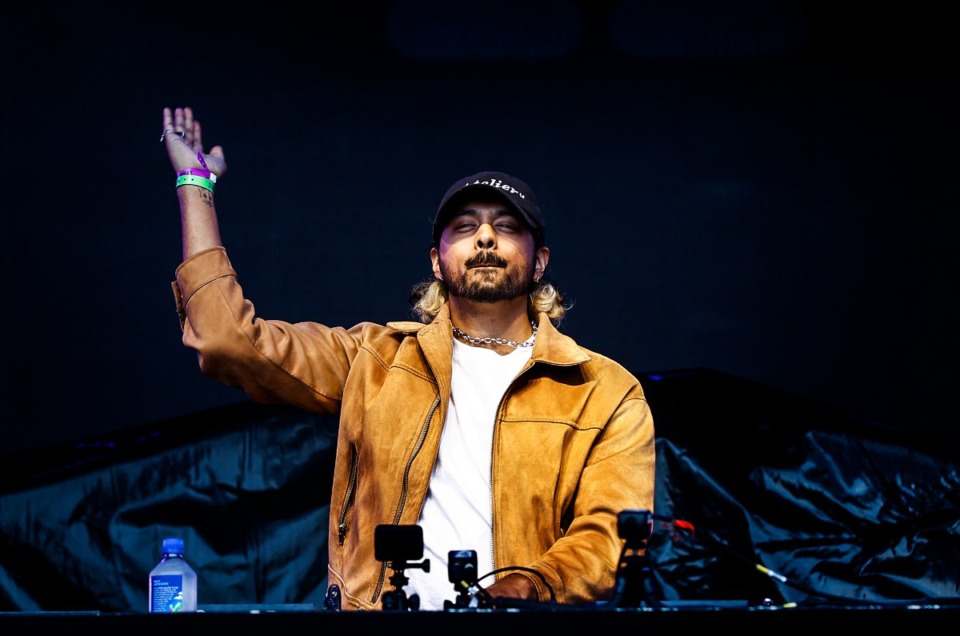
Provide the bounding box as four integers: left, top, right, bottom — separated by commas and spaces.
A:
3, 602, 959, 636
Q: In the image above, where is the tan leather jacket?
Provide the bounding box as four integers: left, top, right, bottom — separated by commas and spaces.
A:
173, 246, 656, 610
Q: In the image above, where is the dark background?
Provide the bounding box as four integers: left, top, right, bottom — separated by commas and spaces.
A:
1, 0, 956, 456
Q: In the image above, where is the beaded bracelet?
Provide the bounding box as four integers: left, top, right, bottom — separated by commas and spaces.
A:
176, 174, 215, 192
177, 167, 217, 183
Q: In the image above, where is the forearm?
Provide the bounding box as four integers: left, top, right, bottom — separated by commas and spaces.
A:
178, 181, 223, 260
529, 394, 656, 603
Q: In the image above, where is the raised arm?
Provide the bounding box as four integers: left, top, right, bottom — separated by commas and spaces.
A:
161, 107, 228, 260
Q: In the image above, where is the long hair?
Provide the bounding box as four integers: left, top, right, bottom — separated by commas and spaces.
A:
409, 278, 571, 324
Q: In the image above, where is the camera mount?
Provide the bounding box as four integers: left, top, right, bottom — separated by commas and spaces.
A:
375, 524, 431, 611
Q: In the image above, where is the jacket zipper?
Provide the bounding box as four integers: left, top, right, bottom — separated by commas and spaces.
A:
337, 444, 360, 545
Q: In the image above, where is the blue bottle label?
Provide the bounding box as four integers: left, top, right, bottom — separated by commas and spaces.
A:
151, 574, 185, 613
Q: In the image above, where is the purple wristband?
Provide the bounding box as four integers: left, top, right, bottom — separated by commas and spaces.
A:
196, 151, 209, 170
177, 167, 216, 183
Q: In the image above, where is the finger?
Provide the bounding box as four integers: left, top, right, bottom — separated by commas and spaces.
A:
183, 107, 194, 140
193, 120, 205, 153
160, 107, 176, 143
174, 107, 185, 134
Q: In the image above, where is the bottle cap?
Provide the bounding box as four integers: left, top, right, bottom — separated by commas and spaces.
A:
162, 537, 185, 554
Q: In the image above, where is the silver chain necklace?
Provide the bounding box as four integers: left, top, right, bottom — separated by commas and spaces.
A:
452, 321, 537, 349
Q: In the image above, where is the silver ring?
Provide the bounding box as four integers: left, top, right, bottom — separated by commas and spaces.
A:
159, 130, 186, 143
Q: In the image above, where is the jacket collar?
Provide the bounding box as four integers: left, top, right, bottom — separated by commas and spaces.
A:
387, 304, 590, 368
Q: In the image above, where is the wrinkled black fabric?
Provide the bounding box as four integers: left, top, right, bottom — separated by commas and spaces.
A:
0, 369, 957, 612
644, 369, 960, 606
0, 403, 337, 612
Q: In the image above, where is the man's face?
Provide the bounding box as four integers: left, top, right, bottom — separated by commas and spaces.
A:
431, 196, 546, 303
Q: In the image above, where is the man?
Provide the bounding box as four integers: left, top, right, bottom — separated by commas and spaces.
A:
161, 106, 656, 611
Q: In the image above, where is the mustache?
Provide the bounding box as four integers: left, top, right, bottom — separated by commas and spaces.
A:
466, 252, 508, 268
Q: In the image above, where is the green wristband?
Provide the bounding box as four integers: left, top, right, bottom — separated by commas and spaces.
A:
176, 174, 215, 192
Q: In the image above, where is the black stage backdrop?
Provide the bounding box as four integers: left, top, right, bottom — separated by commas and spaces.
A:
1, 5, 957, 459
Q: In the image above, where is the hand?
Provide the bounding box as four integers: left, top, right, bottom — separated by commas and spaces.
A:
161, 107, 227, 178
483, 573, 539, 607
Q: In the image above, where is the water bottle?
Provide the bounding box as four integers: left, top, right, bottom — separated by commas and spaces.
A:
148, 537, 198, 613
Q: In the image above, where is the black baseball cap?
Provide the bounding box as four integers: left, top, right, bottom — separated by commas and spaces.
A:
433, 171, 546, 245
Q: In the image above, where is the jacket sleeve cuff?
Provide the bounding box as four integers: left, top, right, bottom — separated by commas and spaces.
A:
170, 246, 236, 330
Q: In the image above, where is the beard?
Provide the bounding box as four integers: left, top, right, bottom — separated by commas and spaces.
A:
439, 250, 535, 303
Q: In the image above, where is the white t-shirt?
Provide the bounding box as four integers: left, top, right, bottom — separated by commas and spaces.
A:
405, 338, 533, 610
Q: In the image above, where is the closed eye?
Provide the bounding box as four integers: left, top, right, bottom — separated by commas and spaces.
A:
448, 209, 522, 233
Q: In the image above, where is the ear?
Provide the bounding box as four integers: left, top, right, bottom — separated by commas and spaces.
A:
534, 246, 550, 281
430, 247, 442, 280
